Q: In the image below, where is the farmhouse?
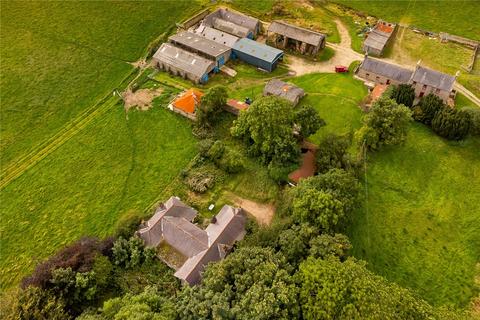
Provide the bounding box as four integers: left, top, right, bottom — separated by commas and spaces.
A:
356, 55, 413, 86
168, 88, 203, 120
232, 38, 284, 72
363, 20, 396, 56
263, 79, 305, 106
267, 20, 326, 55
357, 56, 458, 104
169, 31, 231, 69
152, 43, 214, 84
203, 8, 260, 37
410, 63, 457, 103
195, 25, 239, 48
138, 196, 247, 285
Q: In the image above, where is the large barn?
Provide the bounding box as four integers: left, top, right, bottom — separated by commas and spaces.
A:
203, 8, 260, 37
195, 25, 239, 48
267, 20, 326, 55
152, 43, 214, 84
169, 31, 231, 70
232, 38, 284, 72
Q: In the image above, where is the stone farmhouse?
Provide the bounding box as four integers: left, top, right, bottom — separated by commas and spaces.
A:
138, 196, 247, 285
263, 79, 305, 106
356, 56, 458, 104
267, 20, 326, 55
363, 20, 396, 56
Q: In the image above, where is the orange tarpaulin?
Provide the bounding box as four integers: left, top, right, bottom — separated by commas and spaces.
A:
172, 88, 204, 114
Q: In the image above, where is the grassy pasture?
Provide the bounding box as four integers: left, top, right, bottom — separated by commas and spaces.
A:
332, 0, 480, 41
0, 1, 200, 169
0, 97, 197, 290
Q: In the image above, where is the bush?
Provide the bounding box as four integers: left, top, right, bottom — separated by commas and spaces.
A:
461, 107, 480, 136
184, 167, 217, 193
197, 139, 214, 157
267, 162, 295, 183
114, 209, 145, 239
112, 236, 156, 269
416, 93, 444, 125
218, 149, 244, 173
309, 233, 351, 261
432, 107, 471, 140
21, 237, 114, 290
206, 140, 225, 160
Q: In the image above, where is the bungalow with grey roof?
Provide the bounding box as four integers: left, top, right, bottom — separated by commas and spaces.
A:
138, 196, 247, 285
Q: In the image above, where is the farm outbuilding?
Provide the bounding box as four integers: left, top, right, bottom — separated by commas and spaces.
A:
263, 79, 305, 106
152, 43, 214, 84
212, 18, 252, 38
363, 20, 396, 56
195, 25, 239, 48
267, 20, 326, 55
203, 8, 260, 37
169, 31, 231, 69
232, 38, 284, 72
224, 99, 249, 115
138, 196, 247, 285
168, 88, 204, 120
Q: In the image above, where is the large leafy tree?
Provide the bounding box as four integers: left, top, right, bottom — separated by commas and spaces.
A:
316, 134, 357, 174
296, 257, 436, 320
294, 105, 325, 138
291, 169, 360, 232
414, 93, 444, 125
355, 96, 412, 151
309, 233, 351, 261
196, 85, 228, 128
432, 107, 471, 140
176, 247, 299, 320
391, 84, 415, 108
231, 96, 323, 165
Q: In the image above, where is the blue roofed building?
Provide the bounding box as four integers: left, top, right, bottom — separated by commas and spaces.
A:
232, 38, 284, 72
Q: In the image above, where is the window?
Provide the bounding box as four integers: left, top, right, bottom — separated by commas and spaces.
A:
366, 73, 370, 77
422, 84, 427, 90
435, 88, 440, 94
386, 79, 391, 84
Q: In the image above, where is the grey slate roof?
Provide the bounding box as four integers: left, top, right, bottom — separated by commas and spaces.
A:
363, 29, 390, 51
169, 31, 231, 58
152, 43, 214, 78
162, 216, 208, 257
196, 25, 240, 48
263, 79, 305, 104
412, 66, 456, 91
359, 56, 413, 83
213, 18, 251, 38
233, 38, 284, 63
268, 20, 325, 46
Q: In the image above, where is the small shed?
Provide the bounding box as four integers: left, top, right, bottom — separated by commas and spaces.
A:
267, 20, 326, 55
224, 99, 249, 115
152, 43, 214, 84
169, 31, 231, 69
363, 20, 396, 56
232, 38, 284, 72
196, 25, 240, 48
263, 79, 305, 106
169, 88, 204, 119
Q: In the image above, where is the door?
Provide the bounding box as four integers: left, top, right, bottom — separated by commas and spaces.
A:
218, 56, 225, 67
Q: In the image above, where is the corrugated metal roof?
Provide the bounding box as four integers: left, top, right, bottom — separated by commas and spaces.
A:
268, 20, 325, 46
263, 79, 305, 104
359, 56, 413, 83
412, 66, 456, 91
153, 43, 214, 78
196, 25, 240, 48
363, 29, 390, 51
233, 38, 284, 63
169, 31, 231, 58
213, 18, 250, 38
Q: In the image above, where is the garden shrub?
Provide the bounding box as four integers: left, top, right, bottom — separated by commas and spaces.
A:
112, 236, 156, 269
432, 107, 471, 140
206, 140, 225, 160
113, 209, 145, 239
461, 107, 480, 136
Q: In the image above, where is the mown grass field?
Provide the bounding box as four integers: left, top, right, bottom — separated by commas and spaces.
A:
333, 0, 480, 41
0, 1, 203, 289
349, 125, 480, 306
0, 1, 200, 169
0, 98, 198, 289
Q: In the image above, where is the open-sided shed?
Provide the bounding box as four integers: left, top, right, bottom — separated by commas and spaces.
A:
267, 20, 326, 55
263, 79, 305, 106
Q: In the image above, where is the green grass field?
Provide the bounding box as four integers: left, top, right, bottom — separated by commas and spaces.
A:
349, 125, 480, 306
0, 98, 197, 289
0, 1, 200, 170
333, 0, 480, 41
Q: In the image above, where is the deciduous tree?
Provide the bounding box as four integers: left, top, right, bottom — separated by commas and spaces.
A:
196, 85, 228, 128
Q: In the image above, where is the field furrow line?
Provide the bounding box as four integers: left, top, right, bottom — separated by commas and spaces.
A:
0, 97, 120, 190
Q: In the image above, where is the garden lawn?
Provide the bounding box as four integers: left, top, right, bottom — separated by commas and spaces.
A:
0, 101, 197, 290
0, 1, 200, 170
349, 124, 480, 307
332, 0, 480, 41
